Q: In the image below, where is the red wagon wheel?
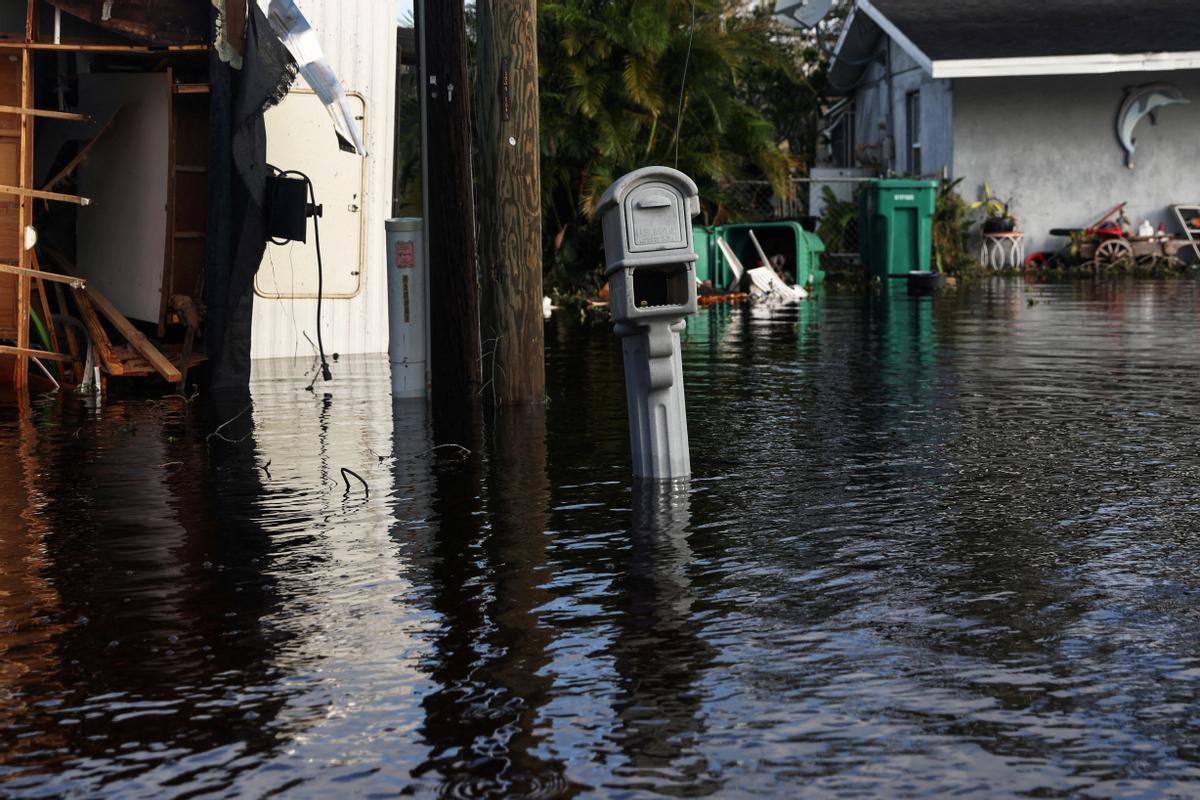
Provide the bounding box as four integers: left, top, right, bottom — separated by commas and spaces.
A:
1094, 238, 1134, 270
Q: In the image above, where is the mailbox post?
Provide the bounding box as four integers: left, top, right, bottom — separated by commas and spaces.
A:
597, 166, 700, 480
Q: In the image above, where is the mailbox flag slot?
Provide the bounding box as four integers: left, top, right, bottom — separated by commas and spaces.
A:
636, 195, 673, 209
632, 265, 690, 309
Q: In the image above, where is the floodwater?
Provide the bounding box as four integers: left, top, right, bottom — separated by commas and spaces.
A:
2, 277, 1200, 798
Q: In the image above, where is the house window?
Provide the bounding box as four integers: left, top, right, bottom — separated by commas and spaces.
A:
906, 90, 921, 175
837, 100, 855, 167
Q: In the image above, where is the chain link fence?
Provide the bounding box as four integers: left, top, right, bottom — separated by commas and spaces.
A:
725, 178, 867, 263
722, 180, 809, 221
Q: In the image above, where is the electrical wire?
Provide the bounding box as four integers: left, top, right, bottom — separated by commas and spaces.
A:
673, 0, 697, 170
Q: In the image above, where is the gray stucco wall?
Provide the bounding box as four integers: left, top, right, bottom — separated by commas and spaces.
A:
953, 71, 1200, 254
850, 41, 953, 176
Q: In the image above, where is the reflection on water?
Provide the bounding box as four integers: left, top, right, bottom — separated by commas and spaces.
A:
2, 278, 1200, 797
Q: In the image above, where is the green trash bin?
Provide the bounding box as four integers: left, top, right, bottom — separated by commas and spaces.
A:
691, 224, 719, 285
858, 179, 937, 278
693, 221, 827, 289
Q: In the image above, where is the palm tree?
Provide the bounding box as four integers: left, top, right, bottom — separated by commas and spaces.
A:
539, 0, 801, 287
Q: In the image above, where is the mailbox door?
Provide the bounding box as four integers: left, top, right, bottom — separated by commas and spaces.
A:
624, 182, 690, 254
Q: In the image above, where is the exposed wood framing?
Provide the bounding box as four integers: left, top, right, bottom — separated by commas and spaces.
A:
71, 275, 183, 383
161, 74, 208, 334
52, 282, 81, 383
29, 256, 61, 376
73, 290, 118, 372
160, 68, 175, 334
0, 104, 90, 121
0, 43, 209, 53
14, 33, 32, 389
0, 184, 89, 205
41, 108, 121, 191
1, 0, 210, 394
0, 344, 71, 362
0, 262, 84, 286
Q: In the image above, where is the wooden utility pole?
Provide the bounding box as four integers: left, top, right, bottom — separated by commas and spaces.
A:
475, 0, 544, 406
418, 0, 482, 409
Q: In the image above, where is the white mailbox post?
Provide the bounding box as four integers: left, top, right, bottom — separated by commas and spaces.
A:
597, 166, 700, 480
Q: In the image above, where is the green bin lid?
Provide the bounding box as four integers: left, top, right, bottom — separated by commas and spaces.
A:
873, 179, 937, 189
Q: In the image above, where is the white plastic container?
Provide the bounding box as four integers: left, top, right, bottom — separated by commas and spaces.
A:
386, 218, 427, 398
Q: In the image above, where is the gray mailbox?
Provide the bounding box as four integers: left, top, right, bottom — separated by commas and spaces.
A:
597, 166, 700, 480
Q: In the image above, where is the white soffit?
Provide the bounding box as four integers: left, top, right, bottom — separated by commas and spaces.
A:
932, 51, 1200, 79
851, 0, 1200, 81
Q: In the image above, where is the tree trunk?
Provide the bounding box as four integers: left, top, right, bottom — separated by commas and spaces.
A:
475, 0, 544, 406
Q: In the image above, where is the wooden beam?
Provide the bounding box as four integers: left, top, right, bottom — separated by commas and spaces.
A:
74, 283, 181, 383
14, 44, 30, 390
0, 104, 91, 121
0, 262, 84, 287
52, 281, 82, 384
0, 345, 72, 363
41, 109, 121, 192
29, 252, 62, 377
0, 42, 210, 53
475, 0, 545, 405
0, 184, 89, 205
14, 262, 27, 388
171, 84, 209, 94
73, 291, 120, 374
43, 241, 183, 383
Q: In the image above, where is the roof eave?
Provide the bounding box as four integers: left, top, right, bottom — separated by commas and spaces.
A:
827, 5, 863, 90
857, 0, 933, 73
828, 5, 885, 90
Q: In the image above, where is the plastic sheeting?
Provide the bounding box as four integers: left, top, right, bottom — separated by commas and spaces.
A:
256, 0, 367, 156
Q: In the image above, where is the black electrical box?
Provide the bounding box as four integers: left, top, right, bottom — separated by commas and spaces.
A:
266, 174, 310, 243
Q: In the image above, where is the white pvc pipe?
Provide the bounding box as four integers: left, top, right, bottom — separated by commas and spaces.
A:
31, 357, 60, 390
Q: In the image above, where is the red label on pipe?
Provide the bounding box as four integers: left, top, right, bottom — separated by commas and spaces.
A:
395, 240, 415, 269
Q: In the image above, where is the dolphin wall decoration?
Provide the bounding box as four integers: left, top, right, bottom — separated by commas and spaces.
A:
1116, 83, 1189, 169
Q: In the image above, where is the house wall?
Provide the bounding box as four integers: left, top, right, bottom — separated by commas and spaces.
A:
953, 70, 1200, 253
850, 40, 953, 176
250, 0, 397, 363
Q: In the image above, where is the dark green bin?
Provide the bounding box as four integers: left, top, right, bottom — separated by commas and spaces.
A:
692, 221, 826, 289
858, 179, 937, 278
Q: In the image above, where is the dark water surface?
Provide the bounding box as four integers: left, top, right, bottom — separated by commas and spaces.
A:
3, 278, 1200, 798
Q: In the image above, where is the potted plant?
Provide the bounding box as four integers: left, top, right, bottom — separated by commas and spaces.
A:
971, 183, 1017, 233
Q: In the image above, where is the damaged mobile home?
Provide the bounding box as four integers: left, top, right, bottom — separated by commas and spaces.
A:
0, 0, 392, 396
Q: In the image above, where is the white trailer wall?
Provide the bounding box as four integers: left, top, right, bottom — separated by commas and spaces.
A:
251, 0, 397, 362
